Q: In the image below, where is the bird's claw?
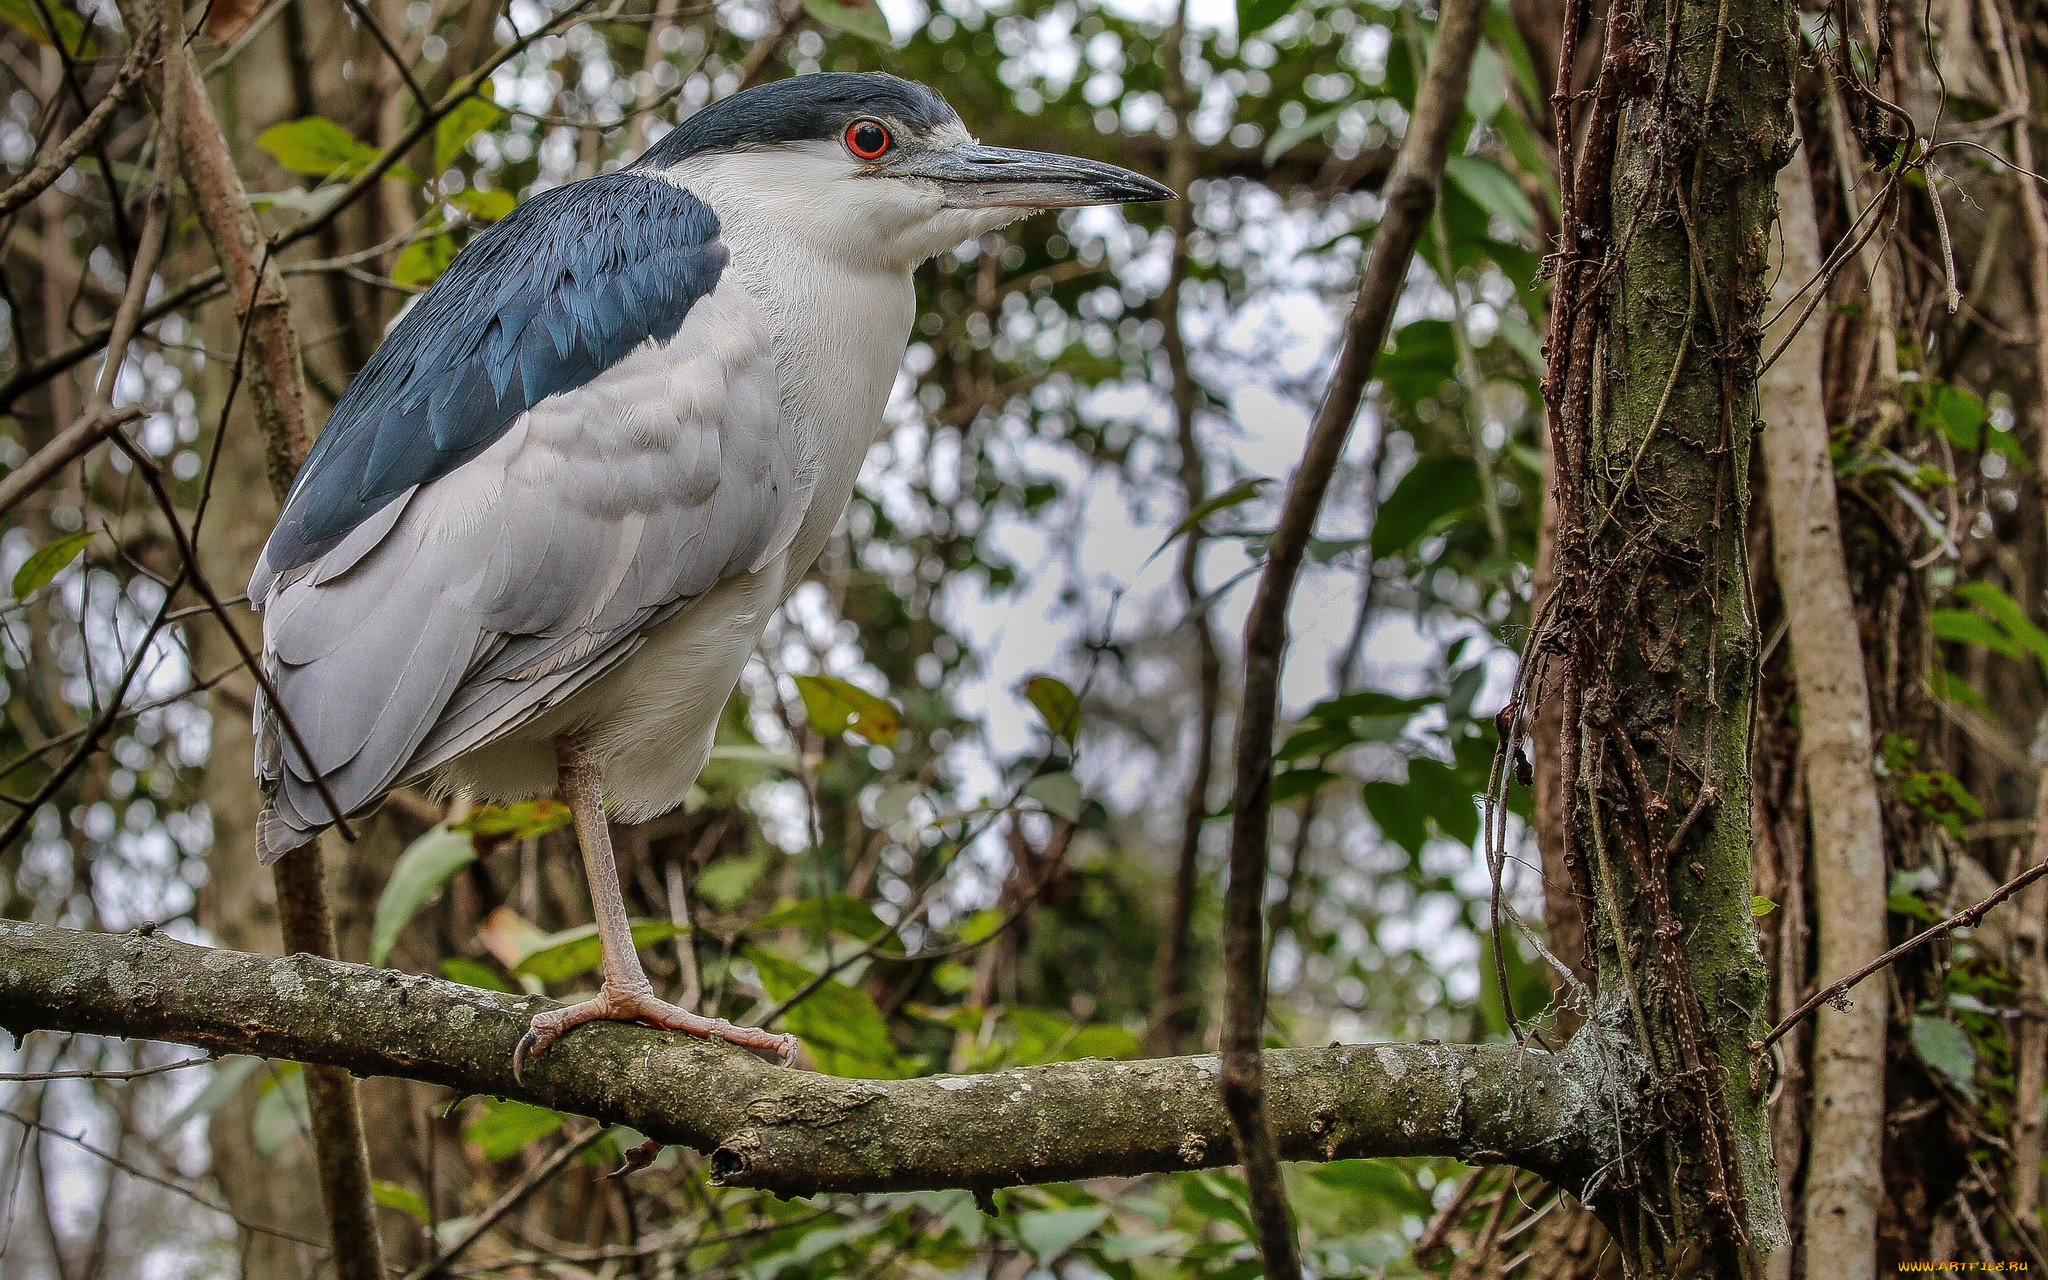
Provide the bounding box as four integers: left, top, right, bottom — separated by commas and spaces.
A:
508, 988, 801, 1078
510, 1025, 553, 1085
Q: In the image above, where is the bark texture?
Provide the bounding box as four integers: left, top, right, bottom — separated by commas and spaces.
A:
1760, 134, 1888, 1280
0, 920, 1620, 1199
1533, 0, 1798, 1265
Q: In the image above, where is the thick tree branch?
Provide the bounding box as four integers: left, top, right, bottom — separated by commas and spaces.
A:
0, 921, 1614, 1199
1217, 0, 1486, 1274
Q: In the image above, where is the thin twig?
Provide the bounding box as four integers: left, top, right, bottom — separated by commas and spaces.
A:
0, 1107, 330, 1250
341, 0, 428, 112
0, 1056, 209, 1082
1761, 857, 2048, 1051
403, 1127, 607, 1280
0, 16, 158, 220
0, 404, 147, 519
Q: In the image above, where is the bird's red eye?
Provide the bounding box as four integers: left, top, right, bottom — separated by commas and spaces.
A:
846, 120, 891, 160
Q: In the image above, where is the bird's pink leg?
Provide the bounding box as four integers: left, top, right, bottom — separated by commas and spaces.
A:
513, 734, 799, 1081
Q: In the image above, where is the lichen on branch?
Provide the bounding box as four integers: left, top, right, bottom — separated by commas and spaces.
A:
0, 920, 1616, 1198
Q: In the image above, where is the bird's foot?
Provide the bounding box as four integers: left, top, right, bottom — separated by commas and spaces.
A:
513, 985, 800, 1081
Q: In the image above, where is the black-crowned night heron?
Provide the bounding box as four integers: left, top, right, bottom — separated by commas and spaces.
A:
247, 73, 1171, 1074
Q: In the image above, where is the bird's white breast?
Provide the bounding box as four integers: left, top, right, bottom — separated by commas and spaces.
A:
440, 155, 920, 815
656, 149, 919, 576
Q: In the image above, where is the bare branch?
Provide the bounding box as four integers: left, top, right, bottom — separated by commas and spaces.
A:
0, 404, 146, 519
1215, 0, 1487, 1273
341, 0, 428, 113
0, 1056, 209, 1082
0, 921, 1609, 1199
402, 1128, 607, 1280
0, 17, 158, 220
1762, 854, 2048, 1053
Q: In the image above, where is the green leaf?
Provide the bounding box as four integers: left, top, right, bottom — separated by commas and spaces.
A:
707, 742, 801, 772
1063, 1022, 1143, 1061
11, 530, 92, 598
1142, 476, 1270, 569
392, 233, 457, 289
1263, 104, 1348, 167
1930, 608, 2021, 658
1306, 1159, 1435, 1216
1886, 890, 1942, 923
451, 798, 571, 841
256, 117, 416, 182
1925, 383, 1987, 450
1910, 1014, 1979, 1102
1445, 155, 1537, 235
1181, 1172, 1256, 1239
1444, 661, 1488, 723
438, 957, 513, 993
251, 1064, 309, 1158
1408, 757, 1480, 845
1370, 455, 1482, 560
1952, 582, 2048, 674
746, 945, 915, 1078
1478, 929, 1553, 1038
1236, 0, 1292, 35
1985, 422, 2032, 469
955, 907, 1006, 946
1271, 766, 1337, 804
1893, 767, 1983, 841
1307, 690, 1436, 722
799, 0, 890, 42
1014, 1206, 1109, 1262
0, 0, 94, 55
1375, 320, 1459, 410
795, 673, 901, 746
1482, 9, 1547, 121
373, 1179, 432, 1223
463, 1099, 563, 1161
1463, 39, 1506, 123
1930, 667, 1991, 714
161, 1056, 265, 1134
696, 851, 768, 911
1024, 772, 1083, 821
749, 894, 895, 949
1021, 674, 1082, 746
512, 919, 687, 984
248, 186, 349, 217
370, 825, 477, 967
452, 187, 517, 223
435, 95, 504, 172
1362, 780, 1428, 856
1101, 1230, 1188, 1260
996, 1005, 1140, 1067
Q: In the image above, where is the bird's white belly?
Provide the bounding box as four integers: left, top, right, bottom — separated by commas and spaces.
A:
429, 262, 909, 817
434, 555, 788, 815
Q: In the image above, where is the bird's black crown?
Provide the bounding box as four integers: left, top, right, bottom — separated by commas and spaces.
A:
636, 73, 959, 168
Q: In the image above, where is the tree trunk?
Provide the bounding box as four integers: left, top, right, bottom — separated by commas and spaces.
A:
1538, 0, 1797, 1267
1761, 129, 1889, 1280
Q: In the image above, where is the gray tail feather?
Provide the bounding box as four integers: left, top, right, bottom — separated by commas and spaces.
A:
256, 802, 321, 866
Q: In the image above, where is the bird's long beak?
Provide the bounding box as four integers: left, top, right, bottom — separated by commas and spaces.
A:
895, 143, 1175, 209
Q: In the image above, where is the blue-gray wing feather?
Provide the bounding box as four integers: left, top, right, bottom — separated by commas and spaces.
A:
249, 177, 803, 863
252, 171, 726, 591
